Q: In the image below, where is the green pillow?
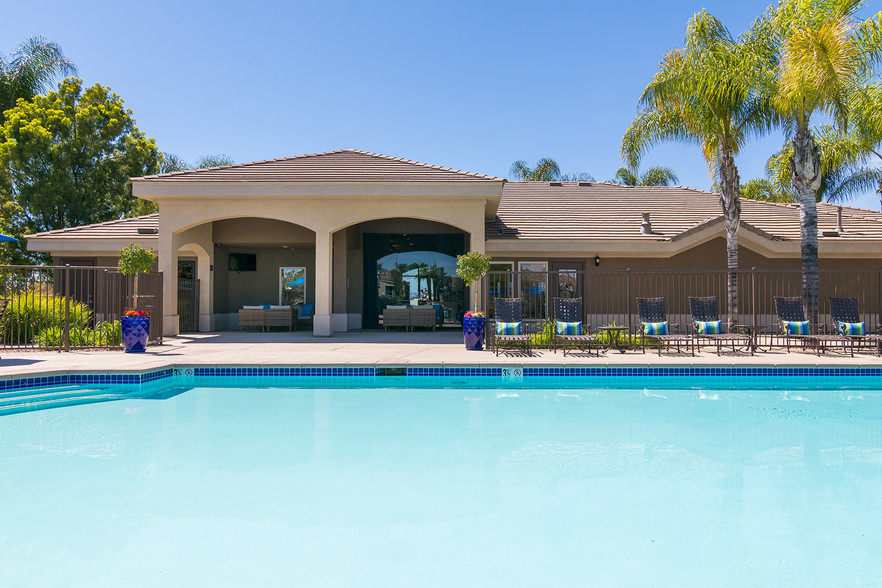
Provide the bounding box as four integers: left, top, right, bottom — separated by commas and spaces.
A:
496, 321, 521, 336
783, 320, 810, 335
556, 321, 582, 335
643, 321, 668, 336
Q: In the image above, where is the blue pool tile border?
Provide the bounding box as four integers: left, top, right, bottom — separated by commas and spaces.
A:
2, 365, 882, 393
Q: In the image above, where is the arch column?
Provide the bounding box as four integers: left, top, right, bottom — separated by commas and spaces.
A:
158, 228, 181, 337
313, 228, 333, 336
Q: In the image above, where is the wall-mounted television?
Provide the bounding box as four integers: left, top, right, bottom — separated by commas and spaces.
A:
229, 253, 257, 272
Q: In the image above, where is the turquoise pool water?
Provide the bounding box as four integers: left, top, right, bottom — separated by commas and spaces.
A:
1, 375, 881, 586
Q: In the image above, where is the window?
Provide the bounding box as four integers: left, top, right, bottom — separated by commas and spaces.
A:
518, 261, 548, 318
280, 267, 305, 306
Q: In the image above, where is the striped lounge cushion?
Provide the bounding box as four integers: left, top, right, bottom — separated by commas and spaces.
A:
783, 320, 810, 335
496, 321, 522, 336
695, 320, 721, 335
838, 321, 865, 336
555, 321, 582, 335
643, 321, 668, 336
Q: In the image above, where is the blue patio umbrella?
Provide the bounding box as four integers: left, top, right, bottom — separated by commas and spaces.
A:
285, 276, 305, 286
0, 233, 16, 242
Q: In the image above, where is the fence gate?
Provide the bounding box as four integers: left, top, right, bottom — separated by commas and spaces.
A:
177, 278, 199, 332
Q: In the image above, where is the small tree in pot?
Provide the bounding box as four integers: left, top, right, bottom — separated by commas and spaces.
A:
456, 252, 491, 350
118, 244, 157, 352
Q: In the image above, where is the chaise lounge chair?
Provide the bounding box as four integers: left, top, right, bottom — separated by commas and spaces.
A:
829, 296, 882, 356
688, 296, 752, 356
774, 296, 847, 355
636, 297, 693, 356
492, 298, 532, 356
552, 297, 598, 356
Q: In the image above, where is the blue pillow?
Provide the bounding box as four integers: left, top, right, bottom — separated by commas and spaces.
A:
643, 321, 668, 336
556, 321, 582, 335
838, 321, 865, 336
783, 320, 810, 335
496, 321, 521, 335
695, 320, 721, 335
300, 303, 315, 319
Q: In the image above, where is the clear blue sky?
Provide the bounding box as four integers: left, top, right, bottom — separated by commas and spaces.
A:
4, 0, 880, 210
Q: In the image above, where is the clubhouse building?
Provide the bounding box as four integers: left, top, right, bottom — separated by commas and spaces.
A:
25, 150, 882, 336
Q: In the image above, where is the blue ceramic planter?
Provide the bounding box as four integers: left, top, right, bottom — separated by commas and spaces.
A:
463, 316, 485, 350
121, 315, 150, 353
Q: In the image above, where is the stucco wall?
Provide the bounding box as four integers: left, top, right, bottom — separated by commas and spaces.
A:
213, 245, 315, 313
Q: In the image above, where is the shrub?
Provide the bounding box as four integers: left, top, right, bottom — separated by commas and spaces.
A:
33, 320, 121, 348
1, 293, 93, 345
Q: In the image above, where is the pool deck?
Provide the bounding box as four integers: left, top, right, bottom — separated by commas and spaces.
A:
1, 329, 879, 377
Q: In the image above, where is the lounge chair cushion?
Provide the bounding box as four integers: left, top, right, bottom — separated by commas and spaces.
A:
497, 321, 522, 335
243, 305, 263, 310
555, 321, 582, 335
643, 321, 668, 336
838, 321, 865, 336
695, 320, 721, 335
783, 320, 810, 335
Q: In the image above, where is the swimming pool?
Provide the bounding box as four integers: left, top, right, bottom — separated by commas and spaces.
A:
1, 368, 881, 586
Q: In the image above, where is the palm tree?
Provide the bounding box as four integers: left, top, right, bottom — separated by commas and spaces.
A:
510, 158, 561, 181
611, 165, 679, 186
763, 0, 882, 325
622, 10, 776, 328
0, 36, 76, 125
510, 158, 594, 182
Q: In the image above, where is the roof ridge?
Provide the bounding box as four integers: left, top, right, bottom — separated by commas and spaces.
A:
132, 149, 505, 182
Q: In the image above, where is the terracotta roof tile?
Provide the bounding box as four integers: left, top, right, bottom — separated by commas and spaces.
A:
487, 182, 882, 241
25, 214, 159, 240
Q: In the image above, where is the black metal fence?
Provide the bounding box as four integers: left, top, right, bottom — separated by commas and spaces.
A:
0, 265, 163, 351
482, 268, 882, 334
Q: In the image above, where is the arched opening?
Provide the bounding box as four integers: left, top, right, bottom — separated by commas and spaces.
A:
353, 218, 468, 329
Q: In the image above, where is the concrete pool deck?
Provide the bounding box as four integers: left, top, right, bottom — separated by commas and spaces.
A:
1, 329, 879, 377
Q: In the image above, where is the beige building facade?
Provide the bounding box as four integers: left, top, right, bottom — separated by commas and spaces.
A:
26, 150, 882, 337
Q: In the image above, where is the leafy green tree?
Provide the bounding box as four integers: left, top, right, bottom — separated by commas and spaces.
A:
0, 36, 76, 126
622, 10, 776, 328
159, 152, 190, 174
611, 165, 679, 186
762, 0, 882, 324
0, 78, 161, 251
510, 158, 593, 182
194, 154, 234, 168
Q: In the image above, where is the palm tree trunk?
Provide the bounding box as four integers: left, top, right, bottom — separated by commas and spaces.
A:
719, 151, 740, 331
791, 127, 822, 328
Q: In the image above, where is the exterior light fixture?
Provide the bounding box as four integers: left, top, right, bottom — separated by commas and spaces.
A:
594, 255, 600, 267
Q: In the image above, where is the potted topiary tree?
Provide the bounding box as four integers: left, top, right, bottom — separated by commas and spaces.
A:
456, 251, 492, 350
118, 244, 157, 353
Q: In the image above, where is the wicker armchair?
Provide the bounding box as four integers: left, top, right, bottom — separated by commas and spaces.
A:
688, 296, 751, 355
829, 297, 882, 356
636, 297, 692, 356
552, 298, 597, 356
492, 298, 532, 356
774, 297, 846, 355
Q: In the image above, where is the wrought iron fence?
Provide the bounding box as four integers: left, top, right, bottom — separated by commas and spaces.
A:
0, 265, 163, 351
482, 268, 882, 337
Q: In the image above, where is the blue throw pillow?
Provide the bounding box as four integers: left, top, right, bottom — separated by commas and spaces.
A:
695, 320, 721, 335
783, 320, 810, 335
496, 321, 521, 335
643, 321, 668, 336
556, 321, 582, 335
838, 321, 865, 336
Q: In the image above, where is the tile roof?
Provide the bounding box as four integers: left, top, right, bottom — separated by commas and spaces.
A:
25, 214, 159, 240
26, 183, 882, 244
132, 150, 504, 182
487, 182, 882, 241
